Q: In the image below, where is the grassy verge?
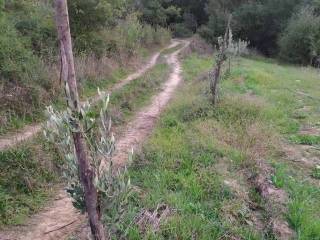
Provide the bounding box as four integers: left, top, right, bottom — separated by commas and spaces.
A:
0, 136, 60, 226
114, 54, 320, 239
272, 163, 320, 239
224, 57, 320, 238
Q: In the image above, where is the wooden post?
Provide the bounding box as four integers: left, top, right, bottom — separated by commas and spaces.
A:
54, 1, 106, 239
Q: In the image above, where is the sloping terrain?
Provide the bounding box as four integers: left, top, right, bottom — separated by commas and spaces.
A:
1, 40, 320, 240
111, 54, 320, 239
0, 40, 189, 240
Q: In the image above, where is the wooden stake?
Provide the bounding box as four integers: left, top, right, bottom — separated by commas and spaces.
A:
54, 1, 106, 239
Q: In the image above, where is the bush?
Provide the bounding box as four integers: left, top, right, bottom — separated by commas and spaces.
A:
197, 25, 216, 46
113, 13, 143, 56
0, 17, 49, 88
0, 15, 52, 127
279, 7, 320, 65
141, 24, 156, 46
9, 0, 57, 56
111, 14, 171, 56
74, 31, 109, 57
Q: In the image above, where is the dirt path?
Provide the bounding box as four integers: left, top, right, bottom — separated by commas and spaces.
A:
0, 40, 189, 240
0, 41, 179, 152
113, 40, 189, 167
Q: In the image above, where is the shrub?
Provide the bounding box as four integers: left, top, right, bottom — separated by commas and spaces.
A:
141, 24, 155, 46
279, 7, 320, 65
154, 27, 171, 46
112, 13, 143, 56
0, 145, 57, 225
74, 31, 109, 57
9, 0, 57, 56
0, 15, 51, 126
198, 23, 222, 46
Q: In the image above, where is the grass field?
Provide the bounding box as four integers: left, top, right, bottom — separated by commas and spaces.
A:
120, 54, 320, 239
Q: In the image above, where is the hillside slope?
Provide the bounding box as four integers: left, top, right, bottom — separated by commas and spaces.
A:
114, 53, 320, 239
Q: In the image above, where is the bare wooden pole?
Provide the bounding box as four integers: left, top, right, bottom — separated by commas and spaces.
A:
54, 1, 106, 239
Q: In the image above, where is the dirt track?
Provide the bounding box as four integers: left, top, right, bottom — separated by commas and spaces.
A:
0, 41, 179, 151
0, 40, 189, 240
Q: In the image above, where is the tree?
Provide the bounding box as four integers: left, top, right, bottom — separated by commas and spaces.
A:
199, 0, 246, 45
200, 0, 303, 56
279, 6, 320, 64
53, 1, 106, 239
139, 0, 169, 26
233, 0, 301, 55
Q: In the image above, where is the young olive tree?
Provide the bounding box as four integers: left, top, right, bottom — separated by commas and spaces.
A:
45, 1, 131, 239
210, 14, 249, 105
210, 15, 232, 105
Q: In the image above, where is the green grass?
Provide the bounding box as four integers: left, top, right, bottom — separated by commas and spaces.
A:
112, 55, 266, 239
0, 114, 41, 136
114, 54, 320, 239
289, 134, 320, 145
80, 68, 128, 98
224, 57, 320, 238
0, 137, 59, 226
273, 163, 320, 239
312, 166, 320, 180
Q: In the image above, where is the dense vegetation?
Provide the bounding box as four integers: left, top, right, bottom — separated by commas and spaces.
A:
140, 0, 320, 64
0, 0, 171, 134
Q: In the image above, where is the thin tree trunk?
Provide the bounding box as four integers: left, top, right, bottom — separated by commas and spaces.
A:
210, 64, 222, 105
210, 15, 232, 105
54, 1, 106, 239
